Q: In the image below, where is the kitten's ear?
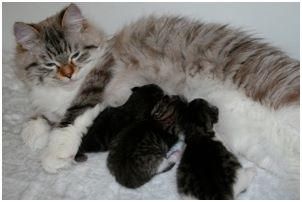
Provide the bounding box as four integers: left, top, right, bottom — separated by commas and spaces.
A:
61, 3, 84, 32
209, 106, 219, 124
14, 22, 39, 50
131, 87, 140, 92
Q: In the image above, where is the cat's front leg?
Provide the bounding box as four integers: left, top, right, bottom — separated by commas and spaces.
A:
42, 104, 104, 173
41, 64, 112, 173
21, 116, 51, 151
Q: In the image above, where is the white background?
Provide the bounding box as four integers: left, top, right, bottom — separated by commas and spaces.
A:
2, 2, 299, 59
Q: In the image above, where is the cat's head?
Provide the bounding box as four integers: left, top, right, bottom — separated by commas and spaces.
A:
123, 84, 164, 118
13, 4, 105, 88
151, 95, 187, 126
183, 98, 219, 138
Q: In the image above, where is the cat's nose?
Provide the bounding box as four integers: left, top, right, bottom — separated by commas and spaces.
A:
59, 64, 74, 78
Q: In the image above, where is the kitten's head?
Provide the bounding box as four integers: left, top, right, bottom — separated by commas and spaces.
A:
183, 98, 219, 138
151, 95, 187, 126
123, 84, 164, 118
13, 4, 105, 87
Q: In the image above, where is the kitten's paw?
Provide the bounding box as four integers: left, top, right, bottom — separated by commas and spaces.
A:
21, 117, 50, 150
167, 150, 183, 163
41, 126, 82, 173
75, 153, 88, 162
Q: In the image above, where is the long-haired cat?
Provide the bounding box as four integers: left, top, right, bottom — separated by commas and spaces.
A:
177, 98, 256, 199
14, 4, 299, 179
75, 84, 164, 162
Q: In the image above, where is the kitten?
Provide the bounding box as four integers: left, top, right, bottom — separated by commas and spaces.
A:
177, 99, 256, 199
75, 84, 164, 162
14, 4, 299, 177
107, 95, 186, 188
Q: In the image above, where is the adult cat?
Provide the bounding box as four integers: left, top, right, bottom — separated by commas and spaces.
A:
14, 4, 299, 179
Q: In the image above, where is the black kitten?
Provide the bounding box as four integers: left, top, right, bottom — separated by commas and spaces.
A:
75, 84, 164, 162
177, 99, 256, 199
107, 95, 187, 188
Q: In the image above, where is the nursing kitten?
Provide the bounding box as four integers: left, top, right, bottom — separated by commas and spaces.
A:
107, 95, 186, 188
75, 84, 164, 162
14, 4, 299, 177
177, 99, 256, 199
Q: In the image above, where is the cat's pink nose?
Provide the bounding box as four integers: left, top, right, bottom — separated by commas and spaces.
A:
59, 64, 74, 78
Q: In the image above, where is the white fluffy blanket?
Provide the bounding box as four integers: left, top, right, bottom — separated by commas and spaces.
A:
2, 54, 299, 199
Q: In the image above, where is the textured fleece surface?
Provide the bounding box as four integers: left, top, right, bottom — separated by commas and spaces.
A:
2, 54, 299, 199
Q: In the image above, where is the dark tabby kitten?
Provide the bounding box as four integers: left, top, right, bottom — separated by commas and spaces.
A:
75, 84, 164, 162
177, 99, 256, 199
107, 95, 187, 189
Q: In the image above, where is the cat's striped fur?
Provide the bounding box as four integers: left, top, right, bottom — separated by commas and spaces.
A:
14, 4, 299, 179
111, 16, 299, 109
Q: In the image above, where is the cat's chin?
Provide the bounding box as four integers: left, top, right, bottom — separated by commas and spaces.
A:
59, 75, 83, 86
42, 78, 81, 90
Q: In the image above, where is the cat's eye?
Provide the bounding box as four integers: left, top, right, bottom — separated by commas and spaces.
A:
84, 45, 98, 50
45, 63, 56, 67
71, 51, 80, 59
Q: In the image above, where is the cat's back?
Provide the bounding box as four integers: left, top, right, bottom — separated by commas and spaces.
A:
107, 120, 173, 188
108, 119, 175, 168
182, 136, 239, 170
111, 16, 299, 108
177, 136, 240, 199
110, 120, 166, 153
113, 15, 257, 62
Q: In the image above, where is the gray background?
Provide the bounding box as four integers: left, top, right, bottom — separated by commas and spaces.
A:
2, 2, 300, 59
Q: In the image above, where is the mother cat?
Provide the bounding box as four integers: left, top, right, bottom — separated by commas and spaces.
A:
14, 4, 299, 178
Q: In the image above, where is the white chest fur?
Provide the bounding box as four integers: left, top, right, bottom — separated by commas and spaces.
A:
29, 83, 81, 122
27, 47, 106, 122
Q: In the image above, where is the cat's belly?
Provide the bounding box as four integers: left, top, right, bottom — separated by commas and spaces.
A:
103, 61, 299, 179
103, 60, 185, 107
184, 75, 299, 179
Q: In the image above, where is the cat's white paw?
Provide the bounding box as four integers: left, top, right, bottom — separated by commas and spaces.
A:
41, 152, 72, 173
21, 117, 50, 150
41, 105, 103, 173
41, 127, 81, 173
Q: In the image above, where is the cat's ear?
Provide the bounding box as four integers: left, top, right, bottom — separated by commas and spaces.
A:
131, 87, 140, 92
14, 22, 40, 50
61, 3, 84, 32
209, 106, 219, 124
